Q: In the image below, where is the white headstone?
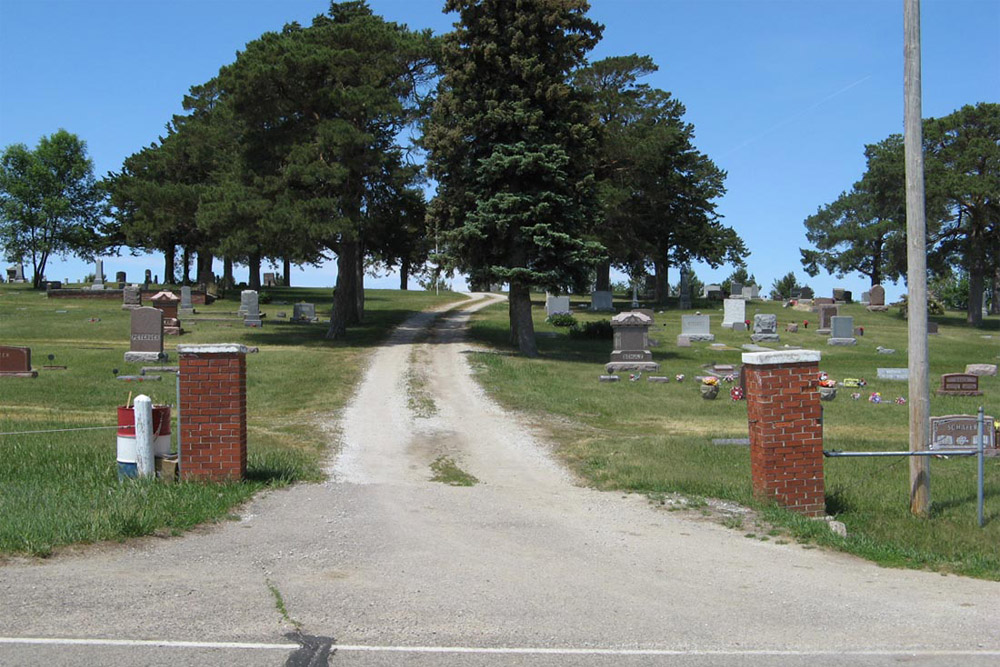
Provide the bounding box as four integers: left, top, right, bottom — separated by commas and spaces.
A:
721, 298, 746, 329
545, 293, 570, 316
680, 315, 714, 342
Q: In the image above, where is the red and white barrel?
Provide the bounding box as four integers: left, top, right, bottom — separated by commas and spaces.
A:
117, 405, 171, 478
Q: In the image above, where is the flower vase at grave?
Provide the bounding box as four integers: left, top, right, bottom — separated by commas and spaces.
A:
700, 384, 719, 399
819, 386, 837, 401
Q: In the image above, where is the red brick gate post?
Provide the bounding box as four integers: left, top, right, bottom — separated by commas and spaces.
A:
742, 350, 825, 517
178, 344, 248, 481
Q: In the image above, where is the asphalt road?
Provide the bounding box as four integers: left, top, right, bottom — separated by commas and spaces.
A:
2, 294, 998, 666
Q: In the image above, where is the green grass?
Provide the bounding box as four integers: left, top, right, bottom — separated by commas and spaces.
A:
467, 293, 1000, 579
0, 282, 462, 556
429, 455, 479, 486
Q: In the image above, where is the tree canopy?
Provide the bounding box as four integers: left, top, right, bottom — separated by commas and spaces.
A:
0, 130, 106, 288
425, 0, 604, 356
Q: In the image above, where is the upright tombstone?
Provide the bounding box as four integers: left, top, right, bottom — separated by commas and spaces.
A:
927, 321, 939, 335
930, 414, 996, 451
263, 272, 277, 287
151, 291, 182, 335
816, 304, 838, 334
606, 311, 659, 373
115, 271, 127, 285
590, 290, 614, 311
292, 302, 318, 323
244, 290, 263, 327
92, 259, 105, 289
867, 285, 887, 312
545, 293, 570, 316
0, 346, 38, 377
750, 314, 780, 342
7, 263, 26, 283
125, 307, 166, 363
680, 314, 714, 342
179, 286, 195, 316
860, 291, 871, 305
122, 285, 142, 310
730, 282, 743, 298
828, 315, 857, 346
238, 290, 252, 316
144, 269, 152, 289
741, 285, 759, 300
832, 287, 846, 303
936, 373, 982, 397
678, 265, 692, 309
721, 298, 746, 329
703, 283, 723, 300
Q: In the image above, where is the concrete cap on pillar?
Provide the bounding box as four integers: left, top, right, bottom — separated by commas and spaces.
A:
177, 344, 250, 355
741, 350, 821, 365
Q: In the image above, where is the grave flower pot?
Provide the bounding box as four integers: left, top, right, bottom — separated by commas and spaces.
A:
818, 386, 837, 401
700, 384, 719, 400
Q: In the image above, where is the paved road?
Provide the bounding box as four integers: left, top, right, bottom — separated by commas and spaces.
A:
2, 294, 998, 666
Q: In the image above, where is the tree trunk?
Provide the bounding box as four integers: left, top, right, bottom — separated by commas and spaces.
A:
595, 259, 611, 292
653, 258, 668, 306
508, 281, 538, 357
326, 239, 362, 339
181, 246, 191, 285
991, 265, 1000, 315
400, 257, 410, 290
355, 243, 365, 323
248, 253, 261, 290
223, 257, 234, 289
163, 246, 175, 285
967, 264, 984, 325
196, 250, 213, 286
283, 256, 291, 287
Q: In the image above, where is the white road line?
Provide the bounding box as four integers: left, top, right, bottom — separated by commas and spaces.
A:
1, 638, 998, 657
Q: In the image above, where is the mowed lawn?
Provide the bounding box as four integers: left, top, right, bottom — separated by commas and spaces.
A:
467, 295, 1000, 579
0, 283, 462, 557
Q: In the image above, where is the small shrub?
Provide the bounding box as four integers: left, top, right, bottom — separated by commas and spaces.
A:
568, 319, 613, 339
547, 312, 577, 327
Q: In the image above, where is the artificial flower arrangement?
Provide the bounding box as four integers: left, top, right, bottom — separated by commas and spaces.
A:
701, 376, 719, 386
675, 374, 685, 382
869, 392, 882, 404
723, 374, 736, 383
851, 392, 862, 400
894, 396, 907, 405
818, 378, 837, 388
730, 386, 745, 401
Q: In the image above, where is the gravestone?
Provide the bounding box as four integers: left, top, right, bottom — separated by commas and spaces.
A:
115, 271, 126, 284
590, 291, 614, 311
703, 284, 723, 299
635, 308, 655, 322
92, 259, 104, 289
239, 290, 253, 316
7, 263, 26, 283
828, 315, 857, 346
45, 281, 62, 290
263, 272, 277, 287
936, 373, 981, 397
680, 314, 714, 342
676, 335, 691, 348
244, 290, 263, 327
0, 346, 37, 377
545, 293, 571, 316
861, 291, 871, 305
122, 285, 142, 310
877, 367, 909, 381
832, 287, 846, 302
144, 269, 152, 288
927, 321, 939, 335
606, 311, 659, 373
721, 298, 746, 329
179, 286, 195, 316
867, 285, 887, 312
150, 291, 182, 335
730, 282, 743, 297
750, 314, 779, 342
679, 266, 692, 309
292, 302, 318, 323
966, 364, 997, 377
786, 323, 799, 333
732, 321, 747, 332
930, 415, 996, 451
125, 307, 166, 363
817, 304, 838, 334
843, 290, 853, 303
741, 285, 759, 300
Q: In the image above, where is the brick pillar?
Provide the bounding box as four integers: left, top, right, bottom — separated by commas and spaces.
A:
178, 344, 248, 481
742, 350, 825, 517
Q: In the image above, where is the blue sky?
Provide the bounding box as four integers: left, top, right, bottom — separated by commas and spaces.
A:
1, 0, 997, 299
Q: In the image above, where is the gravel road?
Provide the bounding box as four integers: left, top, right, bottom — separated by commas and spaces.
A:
2, 293, 998, 666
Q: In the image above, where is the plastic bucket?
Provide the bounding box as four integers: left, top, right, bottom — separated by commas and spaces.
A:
117, 405, 172, 479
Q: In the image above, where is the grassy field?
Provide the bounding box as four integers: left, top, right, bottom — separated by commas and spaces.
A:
466, 294, 1000, 579
0, 282, 461, 557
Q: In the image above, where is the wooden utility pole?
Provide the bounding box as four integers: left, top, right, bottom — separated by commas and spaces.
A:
904, 0, 931, 516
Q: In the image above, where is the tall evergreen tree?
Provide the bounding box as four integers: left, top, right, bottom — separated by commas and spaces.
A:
425, 0, 604, 357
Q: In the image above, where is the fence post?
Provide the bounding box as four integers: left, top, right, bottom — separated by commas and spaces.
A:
742, 350, 825, 517
133, 394, 155, 479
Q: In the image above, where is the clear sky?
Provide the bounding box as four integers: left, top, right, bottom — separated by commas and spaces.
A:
1, 0, 997, 299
